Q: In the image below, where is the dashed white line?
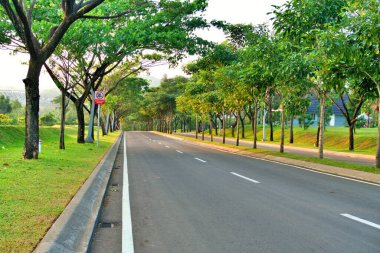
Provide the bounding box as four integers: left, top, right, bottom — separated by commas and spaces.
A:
176, 150, 183, 154
231, 172, 260, 184
158, 142, 162, 145
194, 158, 207, 163
165, 145, 170, 148
341, 213, 380, 230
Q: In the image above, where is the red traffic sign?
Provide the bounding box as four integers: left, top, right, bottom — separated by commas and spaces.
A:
94, 90, 105, 105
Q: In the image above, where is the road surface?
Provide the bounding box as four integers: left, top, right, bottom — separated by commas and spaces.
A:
127, 131, 380, 253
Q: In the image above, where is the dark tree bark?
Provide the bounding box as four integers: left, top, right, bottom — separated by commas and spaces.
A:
209, 115, 213, 142
23, 60, 43, 159
280, 109, 285, 153
315, 126, 320, 147
289, 115, 294, 144
268, 97, 274, 142
377, 99, 380, 168
59, 90, 66, 149
318, 96, 326, 158
222, 111, 226, 144
236, 111, 240, 146
195, 114, 198, 139
201, 119, 205, 141
75, 101, 85, 143
240, 113, 245, 139
253, 103, 258, 149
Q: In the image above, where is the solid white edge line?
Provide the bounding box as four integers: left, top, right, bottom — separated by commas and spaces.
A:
341, 213, 380, 230
194, 158, 207, 163
123, 132, 134, 253
231, 172, 260, 184
176, 150, 183, 154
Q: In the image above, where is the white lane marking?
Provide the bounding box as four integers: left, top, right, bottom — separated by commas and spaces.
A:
176, 150, 183, 154
123, 132, 134, 253
165, 145, 170, 148
158, 142, 162, 145
231, 172, 260, 184
204, 147, 380, 187
150, 132, 380, 187
194, 158, 207, 163
341, 214, 380, 230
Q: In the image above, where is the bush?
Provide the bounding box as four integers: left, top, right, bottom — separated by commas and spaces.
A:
0, 114, 12, 125
40, 112, 57, 126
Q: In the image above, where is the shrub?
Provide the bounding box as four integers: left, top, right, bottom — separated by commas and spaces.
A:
0, 114, 12, 125
40, 112, 57, 126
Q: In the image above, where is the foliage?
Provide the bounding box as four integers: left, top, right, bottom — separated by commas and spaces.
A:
40, 112, 57, 126
0, 95, 11, 114
0, 113, 12, 125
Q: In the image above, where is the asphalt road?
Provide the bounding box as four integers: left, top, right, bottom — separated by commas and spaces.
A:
127, 131, 380, 253
177, 132, 375, 166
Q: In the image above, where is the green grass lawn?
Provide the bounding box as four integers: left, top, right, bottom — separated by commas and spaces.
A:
0, 125, 120, 252
198, 125, 377, 155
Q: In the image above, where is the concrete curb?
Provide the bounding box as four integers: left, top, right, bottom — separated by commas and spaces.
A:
33, 133, 123, 253
153, 132, 380, 186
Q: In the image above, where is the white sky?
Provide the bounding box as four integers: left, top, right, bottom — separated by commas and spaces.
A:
0, 0, 286, 91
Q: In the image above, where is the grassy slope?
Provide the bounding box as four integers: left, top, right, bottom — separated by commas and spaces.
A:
206, 125, 377, 155
0, 125, 119, 252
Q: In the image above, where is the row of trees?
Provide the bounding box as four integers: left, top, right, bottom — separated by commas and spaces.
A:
127, 0, 380, 167
0, 0, 212, 157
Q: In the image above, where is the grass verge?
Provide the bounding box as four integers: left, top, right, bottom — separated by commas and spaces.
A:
193, 125, 377, 155
173, 133, 380, 175
0, 125, 120, 252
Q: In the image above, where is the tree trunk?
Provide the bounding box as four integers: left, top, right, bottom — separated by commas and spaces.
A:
75, 101, 85, 143
59, 90, 66, 150
269, 101, 274, 141
222, 111, 226, 144
349, 124, 354, 151
86, 90, 96, 143
195, 114, 198, 139
253, 104, 258, 149
209, 116, 213, 142
23, 60, 43, 159
318, 96, 325, 158
376, 99, 380, 167
214, 116, 218, 136
280, 109, 285, 153
241, 115, 245, 139
202, 119, 205, 141
236, 111, 240, 146
315, 126, 320, 147
289, 115, 294, 144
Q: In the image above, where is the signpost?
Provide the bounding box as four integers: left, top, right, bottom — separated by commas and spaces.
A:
94, 91, 106, 147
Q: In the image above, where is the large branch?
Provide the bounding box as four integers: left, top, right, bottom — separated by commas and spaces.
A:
11, 0, 38, 57
106, 65, 143, 96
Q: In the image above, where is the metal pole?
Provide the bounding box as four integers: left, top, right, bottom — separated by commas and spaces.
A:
97, 104, 100, 147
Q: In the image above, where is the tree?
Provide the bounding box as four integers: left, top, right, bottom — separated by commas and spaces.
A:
0, 0, 137, 158
273, 0, 348, 158
43, 0, 210, 143
339, 0, 380, 164
0, 95, 11, 114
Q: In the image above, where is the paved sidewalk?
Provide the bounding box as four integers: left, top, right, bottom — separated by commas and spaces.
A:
177, 132, 375, 166
154, 132, 380, 185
